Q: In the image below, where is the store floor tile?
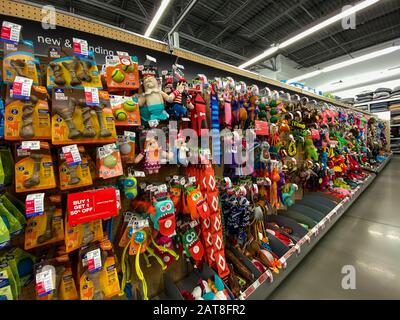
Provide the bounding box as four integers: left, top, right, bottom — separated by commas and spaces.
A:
269, 156, 400, 300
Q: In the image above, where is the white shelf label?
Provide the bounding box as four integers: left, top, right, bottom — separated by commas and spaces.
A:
25, 193, 45, 218
1, 21, 21, 44
21, 141, 40, 150
86, 248, 102, 273
84, 87, 100, 106
11, 76, 33, 100
35, 269, 55, 297
62, 144, 82, 167
73, 38, 89, 57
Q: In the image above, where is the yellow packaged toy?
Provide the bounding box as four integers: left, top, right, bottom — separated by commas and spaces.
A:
34, 254, 77, 300
14, 141, 56, 193
105, 54, 139, 91
51, 88, 117, 145
5, 86, 51, 140
109, 95, 141, 126
64, 216, 103, 253
58, 146, 93, 190
24, 205, 64, 250
78, 240, 119, 300
46, 47, 102, 89
3, 40, 39, 85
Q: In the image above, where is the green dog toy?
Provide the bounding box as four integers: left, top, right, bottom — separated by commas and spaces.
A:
123, 100, 137, 112
112, 69, 125, 83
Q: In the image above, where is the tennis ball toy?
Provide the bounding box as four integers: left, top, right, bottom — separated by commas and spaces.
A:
115, 109, 127, 121
120, 143, 132, 155
112, 69, 125, 83
123, 100, 137, 112
104, 154, 118, 168
122, 64, 135, 73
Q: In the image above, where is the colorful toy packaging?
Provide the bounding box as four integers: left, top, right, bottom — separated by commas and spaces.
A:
58, 145, 93, 190
24, 196, 64, 250
96, 143, 123, 179
109, 95, 141, 126
51, 88, 117, 145
2, 40, 39, 85
5, 86, 51, 140
46, 47, 103, 89
118, 131, 136, 164
105, 54, 139, 91
14, 141, 56, 193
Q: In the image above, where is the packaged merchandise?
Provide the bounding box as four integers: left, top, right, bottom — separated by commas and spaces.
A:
96, 143, 123, 179
5, 86, 51, 140
51, 88, 117, 145
14, 141, 56, 193
58, 145, 93, 190
46, 47, 102, 89
105, 54, 139, 91
110, 95, 141, 126
2, 40, 39, 85
24, 196, 64, 250
64, 217, 104, 253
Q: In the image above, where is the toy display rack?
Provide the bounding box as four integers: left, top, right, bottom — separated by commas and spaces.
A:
242, 159, 391, 300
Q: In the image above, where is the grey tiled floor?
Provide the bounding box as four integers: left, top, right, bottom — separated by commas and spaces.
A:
270, 156, 400, 299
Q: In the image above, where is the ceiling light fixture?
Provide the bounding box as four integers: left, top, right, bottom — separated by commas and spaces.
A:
238, 0, 380, 69
144, 0, 172, 38
287, 45, 400, 83
238, 47, 279, 69
322, 67, 400, 93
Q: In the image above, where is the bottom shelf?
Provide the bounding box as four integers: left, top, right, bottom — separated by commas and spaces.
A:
243, 172, 379, 300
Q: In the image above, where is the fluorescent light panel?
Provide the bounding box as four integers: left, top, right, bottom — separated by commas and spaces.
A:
287, 45, 400, 83
279, 0, 379, 49
322, 68, 400, 93
239, 47, 279, 69
238, 0, 380, 69
144, 0, 171, 38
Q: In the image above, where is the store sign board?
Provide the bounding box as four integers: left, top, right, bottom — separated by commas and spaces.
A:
67, 187, 118, 225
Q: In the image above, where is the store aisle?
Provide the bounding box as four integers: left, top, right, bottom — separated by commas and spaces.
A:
270, 156, 400, 300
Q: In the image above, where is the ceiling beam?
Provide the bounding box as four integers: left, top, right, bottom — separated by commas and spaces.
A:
74, 0, 247, 61
134, 0, 148, 19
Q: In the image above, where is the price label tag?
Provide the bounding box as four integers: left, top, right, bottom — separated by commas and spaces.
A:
224, 177, 232, 188
73, 38, 89, 57
85, 248, 102, 273
62, 144, 82, 167
124, 211, 134, 222
124, 131, 136, 140
189, 220, 199, 228
25, 193, 45, 218
130, 218, 149, 231
304, 234, 311, 243
11, 76, 33, 100
266, 269, 273, 283
252, 184, 258, 194
188, 177, 196, 184
21, 141, 40, 150
158, 184, 168, 193
116, 51, 129, 57
146, 55, 157, 63
148, 120, 159, 127
134, 171, 145, 177
84, 87, 100, 106
115, 189, 121, 210
35, 269, 55, 297
294, 244, 301, 254
1, 21, 21, 44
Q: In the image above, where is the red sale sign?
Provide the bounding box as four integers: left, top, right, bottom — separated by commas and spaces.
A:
67, 187, 118, 225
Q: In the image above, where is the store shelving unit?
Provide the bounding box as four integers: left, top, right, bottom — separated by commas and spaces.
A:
354, 98, 400, 154
242, 155, 392, 300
